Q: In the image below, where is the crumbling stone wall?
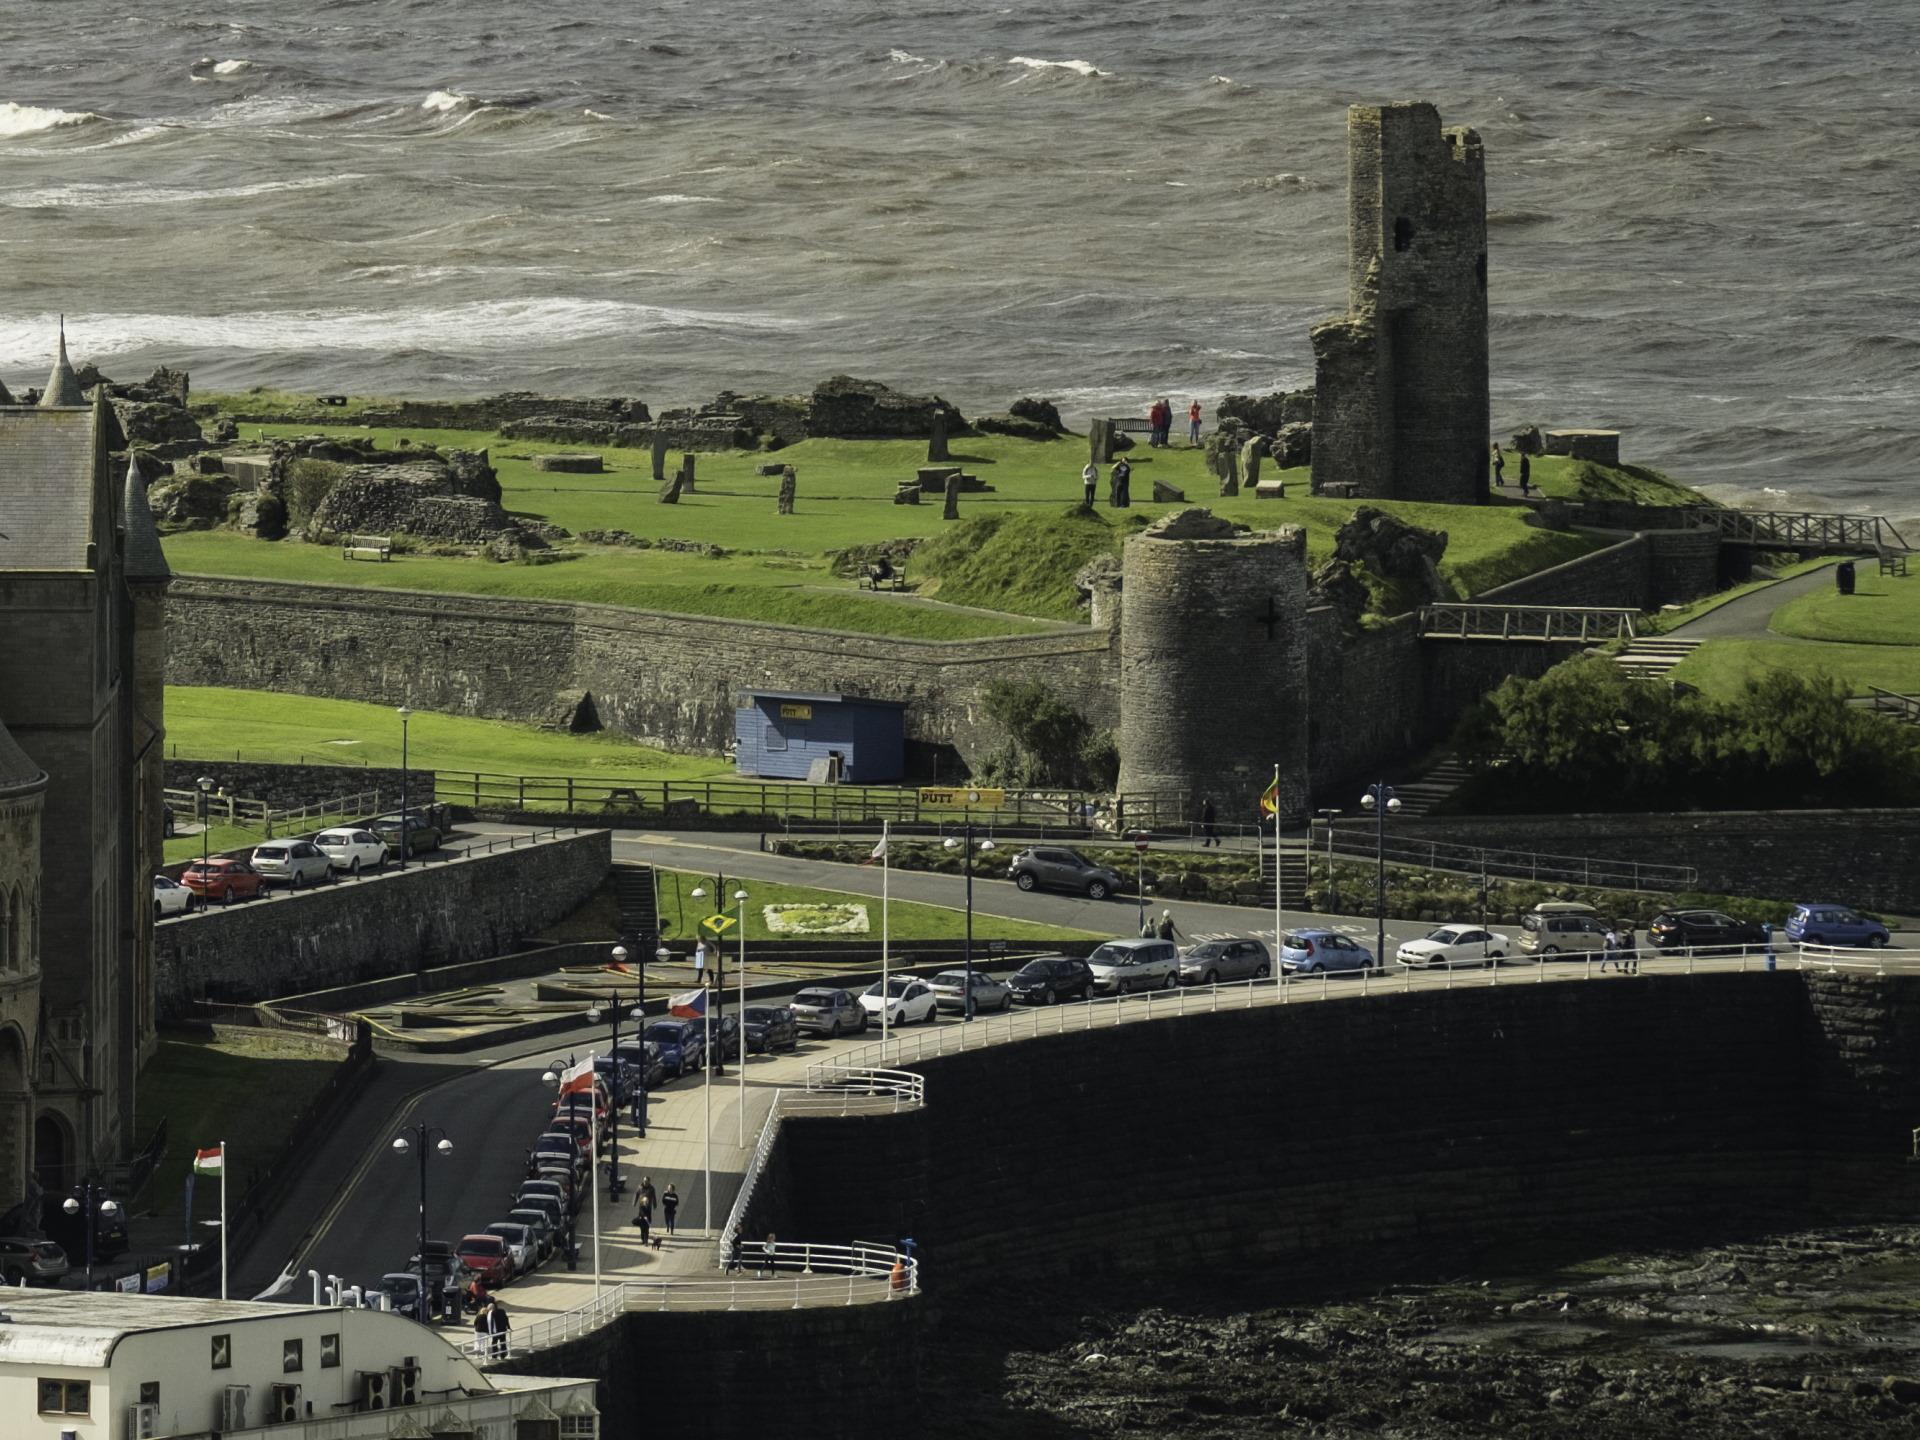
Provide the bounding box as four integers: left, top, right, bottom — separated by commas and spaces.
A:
1311, 102, 1489, 505
806, 375, 965, 440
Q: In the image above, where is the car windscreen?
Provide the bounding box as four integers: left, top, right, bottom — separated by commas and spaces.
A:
1013, 962, 1053, 979
742, 1007, 782, 1023
461, 1237, 504, 1254
930, 973, 970, 986
792, 991, 835, 1006
866, 979, 912, 996
1426, 929, 1464, 944
1086, 944, 1138, 965
1281, 933, 1320, 949
1185, 944, 1227, 959
643, 1023, 684, 1043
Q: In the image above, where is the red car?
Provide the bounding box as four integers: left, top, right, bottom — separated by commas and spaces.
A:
179, 857, 265, 905
455, 1233, 514, 1286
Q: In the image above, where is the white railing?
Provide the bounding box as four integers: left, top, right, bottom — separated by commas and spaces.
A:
798, 1064, 926, 1107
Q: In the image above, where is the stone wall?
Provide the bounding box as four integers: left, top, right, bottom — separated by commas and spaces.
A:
150, 829, 610, 1018
160, 760, 423, 810
1385, 808, 1920, 913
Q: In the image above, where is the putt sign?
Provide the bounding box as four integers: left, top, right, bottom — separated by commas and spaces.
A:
918, 787, 1005, 810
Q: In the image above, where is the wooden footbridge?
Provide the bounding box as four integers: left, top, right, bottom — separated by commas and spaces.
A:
1698, 507, 1909, 555
1416, 603, 1639, 643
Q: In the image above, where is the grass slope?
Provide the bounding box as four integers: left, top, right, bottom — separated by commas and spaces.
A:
1668, 638, 1920, 699
1770, 568, 1920, 646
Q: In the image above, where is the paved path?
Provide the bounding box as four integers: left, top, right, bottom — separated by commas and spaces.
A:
1668, 562, 1836, 640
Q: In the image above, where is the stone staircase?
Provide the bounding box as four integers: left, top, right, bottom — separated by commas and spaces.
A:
1611, 636, 1701, 681
1391, 757, 1473, 818
613, 862, 660, 944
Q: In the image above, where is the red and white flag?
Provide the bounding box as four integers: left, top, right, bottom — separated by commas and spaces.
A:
192, 1146, 223, 1175
556, 1055, 596, 1099
670, 988, 708, 1021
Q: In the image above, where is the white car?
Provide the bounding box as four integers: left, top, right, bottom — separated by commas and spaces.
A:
250, 840, 333, 888
312, 828, 390, 875
1396, 924, 1510, 969
152, 874, 195, 918
1084, 939, 1181, 995
859, 978, 939, 1027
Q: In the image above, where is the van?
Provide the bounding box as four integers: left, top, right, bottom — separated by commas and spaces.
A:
1516, 902, 1607, 958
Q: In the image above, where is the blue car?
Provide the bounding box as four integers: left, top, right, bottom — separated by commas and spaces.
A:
1279, 930, 1377, 975
1785, 904, 1889, 948
643, 1019, 705, 1077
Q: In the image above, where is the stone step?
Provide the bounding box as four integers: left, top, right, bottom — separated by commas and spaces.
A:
613, 862, 660, 944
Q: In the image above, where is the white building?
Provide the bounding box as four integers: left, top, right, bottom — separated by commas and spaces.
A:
0, 1292, 598, 1440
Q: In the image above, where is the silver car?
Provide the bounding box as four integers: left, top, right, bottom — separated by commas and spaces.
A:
789, 988, 869, 1037
250, 839, 333, 888
1177, 938, 1271, 986
925, 969, 1013, 1014
1085, 940, 1181, 995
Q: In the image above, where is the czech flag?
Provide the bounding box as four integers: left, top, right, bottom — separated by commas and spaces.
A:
556, 1056, 597, 1100
670, 988, 708, 1021
192, 1146, 223, 1175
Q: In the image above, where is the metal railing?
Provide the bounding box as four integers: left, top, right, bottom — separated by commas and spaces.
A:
163, 785, 387, 838
1700, 507, 1906, 553
1416, 603, 1639, 643
1310, 820, 1698, 893
1869, 687, 1920, 725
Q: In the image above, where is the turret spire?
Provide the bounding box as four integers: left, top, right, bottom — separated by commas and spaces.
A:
39, 315, 84, 407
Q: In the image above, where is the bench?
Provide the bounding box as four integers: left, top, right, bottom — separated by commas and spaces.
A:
1319, 481, 1357, 499
341, 534, 393, 562
1110, 418, 1155, 434
1878, 547, 1909, 577
861, 563, 908, 592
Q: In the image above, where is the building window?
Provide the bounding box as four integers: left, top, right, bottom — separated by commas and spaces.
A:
211, 1333, 232, 1369
1393, 216, 1413, 252
560, 1417, 597, 1437
140, 1381, 160, 1405
320, 1333, 340, 1369
284, 1337, 304, 1373
37, 1378, 89, 1415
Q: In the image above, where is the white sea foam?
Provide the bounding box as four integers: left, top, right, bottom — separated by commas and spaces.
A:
2, 174, 361, 210
0, 102, 103, 138
1007, 56, 1108, 78
421, 90, 472, 113
650, 193, 720, 205
888, 49, 928, 65
213, 59, 253, 75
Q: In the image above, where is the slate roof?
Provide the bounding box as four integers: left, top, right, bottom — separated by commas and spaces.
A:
122, 451, 172, 582
0, 403, 99, 571
0, 717, 47, 797
38, 324, 84, 408
0, 1292, 321, 1369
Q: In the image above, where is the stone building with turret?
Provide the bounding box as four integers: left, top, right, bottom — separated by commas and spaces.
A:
0, 330, 171, 1214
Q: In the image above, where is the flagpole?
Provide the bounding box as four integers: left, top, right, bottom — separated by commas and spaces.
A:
702, 1002, 712, 1234
590, 1052, 601, 1297
881, 822, 891, 1053
1273, 763, 1284, 990
219, 1140, 228, 1301
736, 894, 746, 1148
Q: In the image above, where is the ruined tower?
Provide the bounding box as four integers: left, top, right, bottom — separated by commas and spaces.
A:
1310, 102, 1489, 505
1116, 511, 1310, 823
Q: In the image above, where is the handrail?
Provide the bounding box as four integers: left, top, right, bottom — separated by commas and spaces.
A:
1310, 819, 1698, 893
1416, 603, 1639, 643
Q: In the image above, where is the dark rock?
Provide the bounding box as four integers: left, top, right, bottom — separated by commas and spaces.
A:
1274, 421, 1313, 468
1009, 396, 1066, 432
1151, 479, 1186, 503
148, 474, 238, 527
1141, 508, 1244, 542
236, 491, 287, 539
943, 472, 962, 520
206, 416, 239, 445
1310, 558, 1371, 631
111, 399, 205, 447
531, 452, 602, 474
1333, 506, 1452, 601
445, 449, 501, 504
807, 374, 967, 440
777, 468, 797, 515
928, 408, 950, 462
1512, 425, 1545, 455
974, 412, 1060, 441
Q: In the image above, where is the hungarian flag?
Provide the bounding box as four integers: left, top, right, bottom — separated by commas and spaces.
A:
556, 1056, 597, 1100
192, 1147, 223, 1175
670, 988, 708, 1021
1258, 776, 1280, 817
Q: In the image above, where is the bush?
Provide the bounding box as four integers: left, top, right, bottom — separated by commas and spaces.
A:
284, 458, 345, 531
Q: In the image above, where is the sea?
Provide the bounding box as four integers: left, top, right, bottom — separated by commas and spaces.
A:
1, 1, 1916, 519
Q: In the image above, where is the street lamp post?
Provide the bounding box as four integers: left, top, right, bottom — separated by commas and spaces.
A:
734, 888, 748, 1146
943, 824, 994, 1020
585, 959, 633, 1199
62, 1181, 120, 1291
396, 705, 413, 872
1315, 808, 1343, 910
690, 888, 725, 1076
1130, 831, 1151, 935
1358, 785, 1400, 968
390, 1124, 453, 1322
196, 775, 214, 904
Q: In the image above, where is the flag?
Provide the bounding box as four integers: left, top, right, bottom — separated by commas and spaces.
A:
193, 1147, 223, 1175
1258, 776, 1280, 817
556, 1056, 596, 1099
865, 834, 888, 864
670, 987, 708, 1021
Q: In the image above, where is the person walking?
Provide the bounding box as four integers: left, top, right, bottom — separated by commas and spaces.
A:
1491, 441, 1505, 486
760, 1232, 778, 1277
1188, 399, 1203, 447
1155, 909, 1179, 943
1199, 796, 1219, 848
694, 937, 710, 979
1081, 459, 1098, 506
1518, 450, 1531, 496
1619, 922, 1640, 975
1600, 924, 1620, 973
633, 1185, 653, 1246
472, 1299, 489, 1356
488, 1298, 512, 1359
661, 1183, 680, 1236
1111, 455, 1132, 507
724, 1232, 745, 1274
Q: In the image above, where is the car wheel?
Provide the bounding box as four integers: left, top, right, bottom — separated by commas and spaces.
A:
1542, 945, 1560, 955
222, 886, 235, 906
1015, 872, 1037, 892
349, 857, 361, 876
1202, 970, 1218, 986
1869, 934, 1887, 948
1254, 963, 1269, 980
292, 871, 305, 890
1042, 988, 1057, 1006
1488, 951, 1504, 961
830, 1019, 842, 1039
1087, 880, 1110, 900
1806, 934, 1823, 946
1161, 971, 1176, 989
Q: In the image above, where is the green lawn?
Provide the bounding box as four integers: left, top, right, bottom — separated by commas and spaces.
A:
1642, 557, 1836, 633
1770, 568, 1920, 645
651, 866, 1101, 945
167, 686, 735, 778
135, 1030, 348, 1211
1668, 637, 1920, 699
164, 813, 359, 865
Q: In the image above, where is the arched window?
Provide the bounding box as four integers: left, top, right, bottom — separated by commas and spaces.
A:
1393, 216, 1413, 253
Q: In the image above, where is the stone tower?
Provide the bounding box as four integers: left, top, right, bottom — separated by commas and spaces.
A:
1310, 102, 1489, 505
1116, 511, 1310, 824
122, 453, 172, 1069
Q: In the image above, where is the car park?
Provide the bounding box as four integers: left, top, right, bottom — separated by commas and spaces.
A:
1007, 846, 1125, 900
925, 970, 1013, 1014
742, 1005, 799, 1054
507, 1208, 558, 1262
152, 873, 195, 918
1279, 930, 1377, 975
1084, 939, 1181, 995
614, 1038, 668, 1090
370, 810, 443, 857
859, 977, 940, 1027
1516, 909, 1609, 959
251, 839, 334, 888
514, 1185, 571, 1223
312, 827, 390, 874
644, 1019, 705, 1076
1395, 925, 1509, 969
485, 1221, 537, 1277
1007, 956, 1094, 1005
1176, 939, 1271, 986
0, 1237, 68, 1286
455, 1233, 514, 1286
179, 856, 265, 905
1649, 910, 1766, 952
790, 987, 870, 1036
1785, 904, 1889, 948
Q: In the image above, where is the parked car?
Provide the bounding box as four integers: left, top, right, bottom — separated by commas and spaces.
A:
1649, 910, 1765, 952
1176, 939, 1271, 986
703, 1013, 742, 1063
370, 811, 443, 857
1279, 930, 1377, 975
507, 1207, 558, 1263
1084, 939, 1181, 995
376, 1271, 426, 1320
614, 1038, 668, 1090
789, 987, 870, 1037
1785, 903, 1890, 948
152, 873, 195, 918
0, 1237, 67, 1286
179, 856, 265, 905
531, 1135, 588, 1181
251, 839, 334, 888
454, 1233, 514, 1287
643, 1019, 705, 1076
925, 970, 1013, 1014
312, 827, 390, 875
1007, 846, 1125, 900
1007, 956, 1094, 1005
407, 1240, 471, 1293
1395, 925, 1510, 969
485, 1221, 538, 1277
1516, 909, 1609, 959
513, 1186, 570, 1225
741, 1005, 799, 1054
859, 978, 940, 1027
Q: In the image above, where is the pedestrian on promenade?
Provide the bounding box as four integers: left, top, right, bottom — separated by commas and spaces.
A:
630, 1082, 647, 1136
1188, 400, 1203, 446
694, 938, 710, 978
1620, 922, 1640, 975
472, 1300, 491, 1355
1111, 456, 1132, 507
662, 1183, 680, 1236
1518, 451, 1531, 496
1199, 796, 1219, 848
725, 1233, 745, 1273
760, 1232, 778, 1277
633, 1186, 653, 1246
1600, 924, 1620, 973
1081, 459, 1098, 506
1156, 909, 1179, 943
488, 1299, 512, 1359
1491, 441, 1505, 486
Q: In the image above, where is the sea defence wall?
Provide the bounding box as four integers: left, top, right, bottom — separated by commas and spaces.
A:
151, 828, 610, 1019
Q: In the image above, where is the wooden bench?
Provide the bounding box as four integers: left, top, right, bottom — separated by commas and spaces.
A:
341, 534, 393, 562
861, 562, 908, 592
1878, 546, 1909, 577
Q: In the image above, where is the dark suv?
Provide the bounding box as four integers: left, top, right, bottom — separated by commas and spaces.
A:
1649, 910, 1765, 953
1008, 847, 1124, 900
1007, 956, 1094, 1005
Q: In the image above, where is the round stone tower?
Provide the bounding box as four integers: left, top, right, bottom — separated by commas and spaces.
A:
1116, 510, 1309, 824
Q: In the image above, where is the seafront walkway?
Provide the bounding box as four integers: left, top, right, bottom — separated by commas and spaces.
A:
480, 939, 1914, 1360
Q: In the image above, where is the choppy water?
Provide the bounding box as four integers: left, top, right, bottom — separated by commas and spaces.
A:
2, 2, 1917, 516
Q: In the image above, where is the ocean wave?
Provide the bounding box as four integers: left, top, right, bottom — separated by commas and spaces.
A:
422, 90, 472, 114
190, 57, 255, 77
1007, 56, 1109, 79
650, 194, 720, 205
2, 174, 362, 210
0, 102, 103, 138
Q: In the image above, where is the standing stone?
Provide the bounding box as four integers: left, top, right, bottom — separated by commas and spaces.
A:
1219, 447, 1240, 497
651, 431, 669, 482
658, 474, 683, 504
679, 453, 696, 493
928, 409, 950, 463
943, 472, 962, 520
1241, 435, 1266, 491
777, 467, 797, 515
1089, 418, 1114, 467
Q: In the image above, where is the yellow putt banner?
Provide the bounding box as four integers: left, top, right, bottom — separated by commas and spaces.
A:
918, 786, 1005, 810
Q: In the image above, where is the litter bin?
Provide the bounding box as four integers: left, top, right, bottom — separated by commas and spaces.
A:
1837, 561, 1856, 595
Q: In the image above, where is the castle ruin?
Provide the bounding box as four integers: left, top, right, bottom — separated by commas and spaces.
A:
1311, 102, 1489, 506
